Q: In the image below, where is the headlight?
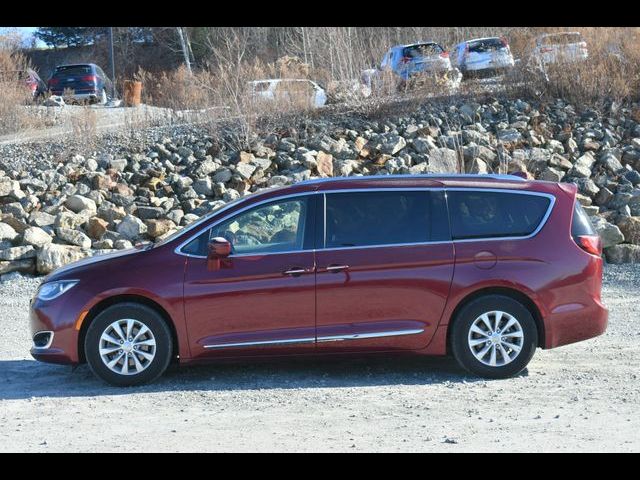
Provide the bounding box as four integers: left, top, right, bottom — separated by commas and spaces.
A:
36, 280, 79, 301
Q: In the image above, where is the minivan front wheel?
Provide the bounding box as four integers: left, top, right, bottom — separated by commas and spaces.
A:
85, 303, 173, 386
450, 295, 538, 379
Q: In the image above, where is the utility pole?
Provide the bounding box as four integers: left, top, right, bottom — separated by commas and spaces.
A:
177, 27, 192, 75
108, 27, 116, 99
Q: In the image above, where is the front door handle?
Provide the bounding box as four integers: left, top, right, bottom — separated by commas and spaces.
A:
283, 267, 310, 277
326, 264, 349, 273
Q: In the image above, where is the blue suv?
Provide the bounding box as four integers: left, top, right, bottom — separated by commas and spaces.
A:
47, 63, 112, 105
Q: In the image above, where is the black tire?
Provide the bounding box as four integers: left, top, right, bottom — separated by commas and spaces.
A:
450, 295, 538, 379
84, 303, 173, 387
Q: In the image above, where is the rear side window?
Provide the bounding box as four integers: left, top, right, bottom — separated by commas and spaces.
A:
324, 191, 443, 248
540, 33, 583, 46
571, 201, 596, 238
447, 191, 551, 240
468, 38, 506, 53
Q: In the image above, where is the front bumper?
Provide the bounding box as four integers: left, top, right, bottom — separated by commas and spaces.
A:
29, 297, 81, 365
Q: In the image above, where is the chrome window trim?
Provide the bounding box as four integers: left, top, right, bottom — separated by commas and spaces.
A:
203, 328, 424, 349
446, 188, 556, 243
174, 186, 556, 258
32, 330, 54, 350
174, 191, 314, 259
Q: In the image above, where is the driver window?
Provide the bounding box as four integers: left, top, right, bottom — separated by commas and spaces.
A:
209, 198, 307, 255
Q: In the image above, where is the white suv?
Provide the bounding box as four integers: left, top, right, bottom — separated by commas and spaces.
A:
533, 32, 588, 66
452, 37, 515, 78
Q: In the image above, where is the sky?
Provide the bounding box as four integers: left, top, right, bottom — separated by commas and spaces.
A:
0, 27, 46, 48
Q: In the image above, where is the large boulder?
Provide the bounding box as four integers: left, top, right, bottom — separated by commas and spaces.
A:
116, 215, 147, 240
36, 244, 90, 274
605, 244, 640, 264
617, 217, 640, 245
591, 217, 625, 248
428, 148, 459, 173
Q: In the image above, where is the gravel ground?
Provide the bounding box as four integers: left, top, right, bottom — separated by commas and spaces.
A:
0, 265, 639, 452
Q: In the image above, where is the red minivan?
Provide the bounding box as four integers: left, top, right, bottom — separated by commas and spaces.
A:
29, 174, 608, 386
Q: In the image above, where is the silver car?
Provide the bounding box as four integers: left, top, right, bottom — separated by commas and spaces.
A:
533, 32, 589, 66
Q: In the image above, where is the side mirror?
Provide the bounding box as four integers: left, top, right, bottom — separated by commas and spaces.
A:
208, 237, 231, 258
207, 237, 231, 271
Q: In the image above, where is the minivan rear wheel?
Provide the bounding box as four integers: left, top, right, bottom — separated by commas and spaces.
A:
450, 295, 538, 379
85, 303, 173, 386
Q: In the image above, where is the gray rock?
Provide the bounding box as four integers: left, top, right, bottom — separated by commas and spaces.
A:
56, 228, 92, 248
235, 163, 257, 180
135, 206, 164, 220
213, 168, 233, 184
0, 223, 18, 242
65, 195, 97, 214
55, 211, 86, 230
0, 245, 36, 261
109, 158, 128, 172
23, 227, 52, 248
114, 239, 134, 250
0, 259, 34, 275
116, 215, 148, 240
0, 177, 21, 198
412, 136, 437, 154
540, 167, 564, 182
29, 211, 56, 227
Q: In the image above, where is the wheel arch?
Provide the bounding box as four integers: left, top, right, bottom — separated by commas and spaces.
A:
77, 294, 179, 364
446, 287, 546, 353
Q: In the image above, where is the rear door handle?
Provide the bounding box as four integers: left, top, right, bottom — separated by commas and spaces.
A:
326, 264, 349, 273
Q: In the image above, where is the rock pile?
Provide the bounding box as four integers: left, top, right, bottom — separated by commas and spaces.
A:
2, 97, 640, 279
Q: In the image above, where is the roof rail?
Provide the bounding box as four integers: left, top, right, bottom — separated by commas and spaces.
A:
296, 173, 527, 186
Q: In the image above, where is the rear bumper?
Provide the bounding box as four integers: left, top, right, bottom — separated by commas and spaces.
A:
49, 91, 99, 101
543, 297, 608, 349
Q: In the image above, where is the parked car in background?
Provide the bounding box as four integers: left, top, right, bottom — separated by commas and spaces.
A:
47, 63, 112, 105
452, 37, 515, 77
22, 68, 46, 99
30, 174, 608, 386
533, 32, 588, 65
248, 79, 327, 109
381, 42, 452, 81
0, 68, 46, 100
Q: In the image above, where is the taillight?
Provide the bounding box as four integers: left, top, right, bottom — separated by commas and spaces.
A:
440, 51, 449, 58
48, 77, 59, 86
81, 75, 98, 82
575, 235, 602, 256
500, 36, 508, 48
541, 47, 553, 53
400, 56, 411, 64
